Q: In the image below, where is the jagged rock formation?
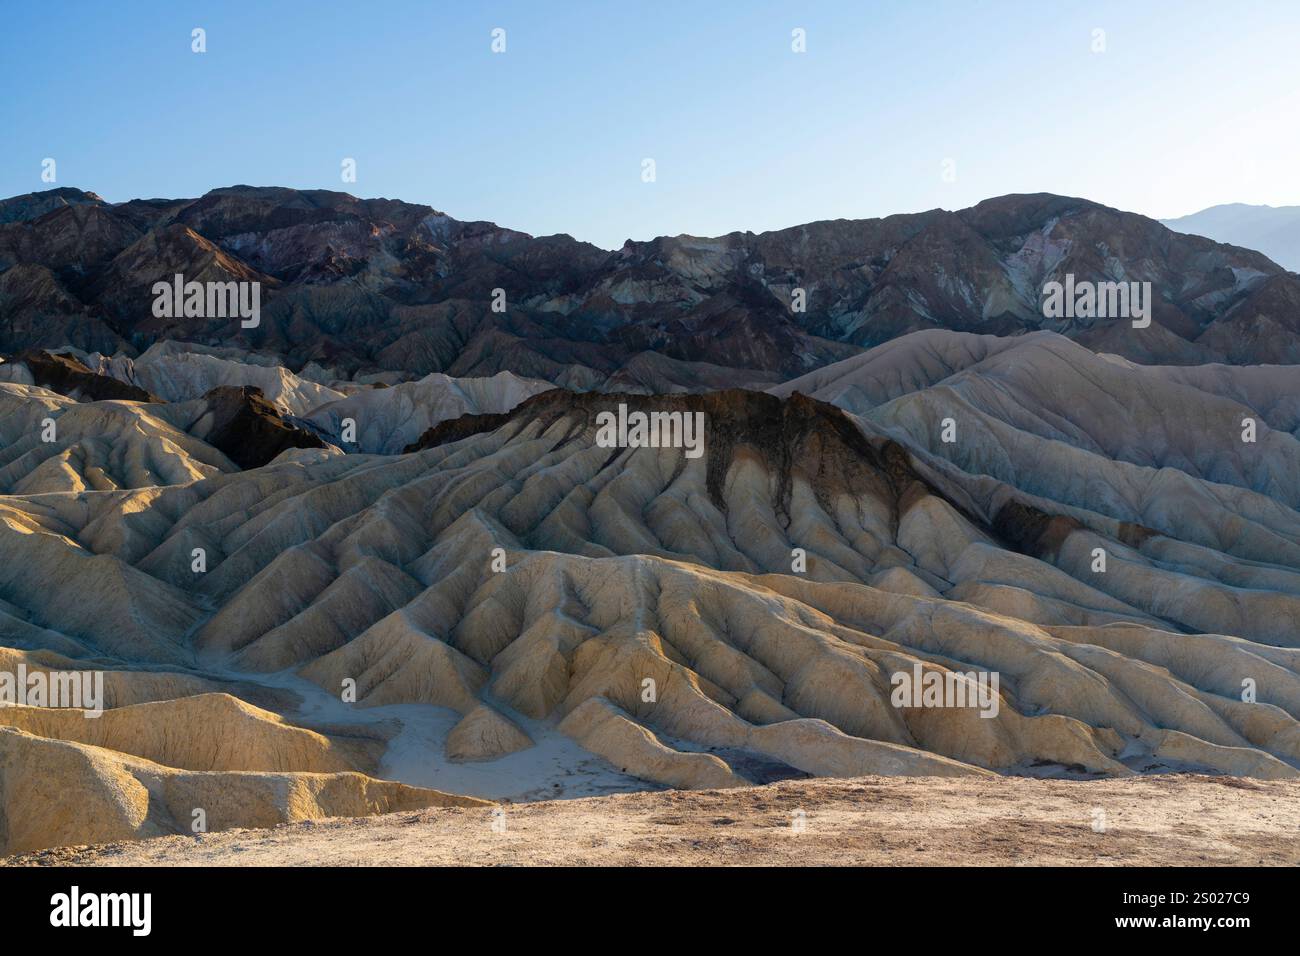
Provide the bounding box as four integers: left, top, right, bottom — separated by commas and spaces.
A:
126, 342, 347, 416
305, 370, 554, 453
15, 341, 559, 456
0, 350, 158, 403
3, 185, 1299, 377
0, 381, 236, 492
162, 385, 328, 469
2, 326, 1299, 855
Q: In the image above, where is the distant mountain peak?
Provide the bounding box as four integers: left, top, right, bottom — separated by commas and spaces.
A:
1161, 202, 1300, 272
0, 185, 104, 224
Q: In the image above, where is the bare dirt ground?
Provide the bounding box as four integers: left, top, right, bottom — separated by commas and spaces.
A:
7, 773, 1299, 866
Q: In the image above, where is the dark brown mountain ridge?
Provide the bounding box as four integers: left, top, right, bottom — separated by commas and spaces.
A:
1, 186, 1296, 387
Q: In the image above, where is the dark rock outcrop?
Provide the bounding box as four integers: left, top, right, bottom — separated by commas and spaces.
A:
407, 388, 949, 528
190, 385, 327, 469
8, 349, 158, 402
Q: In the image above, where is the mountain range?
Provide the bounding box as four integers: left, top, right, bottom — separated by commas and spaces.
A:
5, 186, 1300, 384
1163, 203, 1300, 273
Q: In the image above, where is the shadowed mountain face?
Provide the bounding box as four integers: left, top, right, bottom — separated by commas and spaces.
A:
3, 186, 1299, 379
0, 349, 159, 403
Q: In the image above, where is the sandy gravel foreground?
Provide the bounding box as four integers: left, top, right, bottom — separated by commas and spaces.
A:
7, 773, 1299, 867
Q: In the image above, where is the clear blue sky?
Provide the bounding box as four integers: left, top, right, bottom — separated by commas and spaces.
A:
2, 0, 1297, 249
